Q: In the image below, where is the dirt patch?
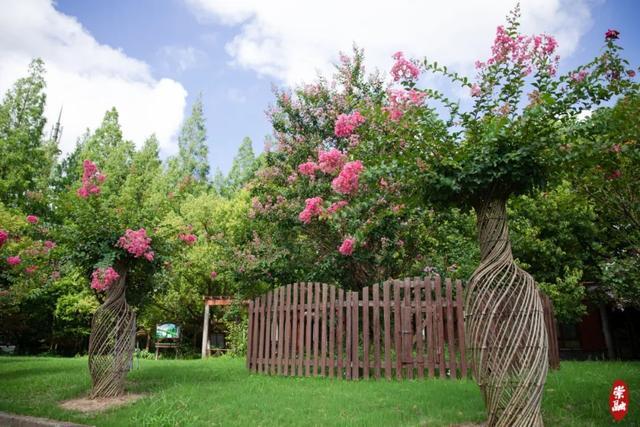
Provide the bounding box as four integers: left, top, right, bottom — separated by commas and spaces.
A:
60, 394, 145, 413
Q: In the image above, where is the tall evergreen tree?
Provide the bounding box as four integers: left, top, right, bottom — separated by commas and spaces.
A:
0, 58, 55, 211
226, 136, 257, 193
169, 94, 209, 183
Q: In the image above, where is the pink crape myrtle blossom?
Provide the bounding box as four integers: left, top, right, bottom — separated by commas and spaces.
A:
7, 256, 21, 266
334, 111, 365, 137
77, 160, 106, 198
298, 161, 319, 177
144, 251, 155, 261
384, 89, 426, 121
43, 240, 56, 251
178, 233, 197, 245
326, 200, 348, 215
570, 70, 589, 82
605, 29, 620, 40
331, 161, 364, 195
0, 230, 8, 247
91, 267, 120, 292
298, 197, 324, 224
117, 228, 153, 260
26, 215, 38, 224
338, 237, 355, 256
25, 265, 38, 275
470, 84, 482, 97
210, 270, 218, 280
318, 148, 346, 174
391, 51, 420, 82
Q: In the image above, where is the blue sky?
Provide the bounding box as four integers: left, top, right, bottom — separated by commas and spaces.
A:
2, 1, 639, 175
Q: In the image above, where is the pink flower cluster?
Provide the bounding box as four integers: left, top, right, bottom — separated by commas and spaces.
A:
25, 265, 38, 275
77, 160, 106, 198
7, 256, 21, 266
179, 233, 197, 245
26, 215, 39, 224
482, 26, 559, 76
327, 200, 348, 215
117, 228, 154, 261
318, 148, 346, 174
338, 238, 355, 256
298, 197, 324, 224
210, 270, 218, 280
605, 29, 620, 40
298, 161, 319, 177
44, 240, 56, 250
0, 229, 8, 247
470, 84, 482, 97
570, 70, 589, 83
384, 89, 427, 121
91, 267, 120, 292
334, 111, 365, 137
390, 52, 420, 82
331, 161, 364, 195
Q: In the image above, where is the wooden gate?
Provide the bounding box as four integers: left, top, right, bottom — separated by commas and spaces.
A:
246, 276, 468, 380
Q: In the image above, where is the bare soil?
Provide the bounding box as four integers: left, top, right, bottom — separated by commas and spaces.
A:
59, 394, 145, 413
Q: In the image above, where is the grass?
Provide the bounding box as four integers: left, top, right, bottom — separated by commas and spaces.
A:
0, 357, 638, 426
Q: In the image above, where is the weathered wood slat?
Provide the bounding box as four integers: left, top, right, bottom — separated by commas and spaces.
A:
247, 301, 254, 370
265, 291, 273, 374
305, 283, 312, 377
383, 281, 392, 380
373, 284, 381, 379
435, 276, 445, 379
426, 278, 434, 378
403, 278, 413, 379
313, 283, 320, 376
298, 283, 306, 375
291, 283, 299, 376
337, 288, 344, 378
362, 286, 369, 379
455, 280, 467, 378
276, 287, 284, 375
283, 284, 292, 376
415, 280, 424, 379
258, 295, 266, 373
445, 278, 456, 379
345, 290, 352, 379
352, 291, 359, 380
329, 285, 336, 378
320, 283, 328, 376
394, 281, 402, 380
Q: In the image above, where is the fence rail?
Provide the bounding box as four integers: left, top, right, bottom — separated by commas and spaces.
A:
247, 277, 468, 380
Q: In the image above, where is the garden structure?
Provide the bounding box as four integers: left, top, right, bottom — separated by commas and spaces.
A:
246, 276, 559, 380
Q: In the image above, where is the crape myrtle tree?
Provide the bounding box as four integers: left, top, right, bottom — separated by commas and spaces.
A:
255, 6, 636, 425
55, 111, 173, 398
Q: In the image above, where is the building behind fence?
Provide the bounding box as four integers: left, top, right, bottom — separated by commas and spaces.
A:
246, 276, 559, 380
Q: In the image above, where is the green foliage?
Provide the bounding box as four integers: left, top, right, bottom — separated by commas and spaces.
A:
169, 94, 209, 183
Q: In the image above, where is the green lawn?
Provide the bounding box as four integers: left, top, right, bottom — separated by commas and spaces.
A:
0, 357, 637, 426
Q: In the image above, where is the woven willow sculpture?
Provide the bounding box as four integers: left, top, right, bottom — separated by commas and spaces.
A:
465, 198, 548, 426
88, 273, 136, 398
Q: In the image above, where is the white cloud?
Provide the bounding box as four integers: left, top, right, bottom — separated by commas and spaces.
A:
0, 0, 188, 156
159, 45, 207, 72
185, 0, 594, 86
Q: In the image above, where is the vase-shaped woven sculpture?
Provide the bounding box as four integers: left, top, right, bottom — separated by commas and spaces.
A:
88, 272, 136, 398
465, 198, 548, 426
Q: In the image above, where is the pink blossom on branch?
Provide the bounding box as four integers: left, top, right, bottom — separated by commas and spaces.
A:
326, 200, 348, 215
0, 230, 8, 247
298, 161, 319, 177
331, 161, 364, 195
178, 233, 197, 245
298, 197, 324, 224
334, 111, 365, 137
91, 267, 120, 292
26, 215, 39, 224
605, 29, 620, 41
25, 265, 38, 275
77, 160, 105, 199
338, 237, 355, 256
391, 51, 420, 82
7, 256, 21, 266
470, 84, 482, 97
384, 89, 427, 121
318, 148, 346, 174
117, 228, 154, 261
210, 270, 218, 280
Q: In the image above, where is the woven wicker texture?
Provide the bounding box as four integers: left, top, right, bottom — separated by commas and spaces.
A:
88, 274, 136, 398
466, 198, 548, 426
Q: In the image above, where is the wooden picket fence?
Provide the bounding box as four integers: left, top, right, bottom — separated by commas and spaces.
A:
246, 276, 468, 380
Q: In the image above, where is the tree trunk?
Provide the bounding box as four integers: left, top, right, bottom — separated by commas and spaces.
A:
466, 198, 548, 426
88, 271, 136, 398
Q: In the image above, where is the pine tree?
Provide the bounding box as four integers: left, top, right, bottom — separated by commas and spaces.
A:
170, 94, 209, 182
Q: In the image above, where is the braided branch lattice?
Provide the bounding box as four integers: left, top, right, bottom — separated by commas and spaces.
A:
88, 273, 136, 398
465, 198, 548, 426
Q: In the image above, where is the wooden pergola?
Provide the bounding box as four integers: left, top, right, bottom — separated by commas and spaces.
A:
201, 296, 249, 358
